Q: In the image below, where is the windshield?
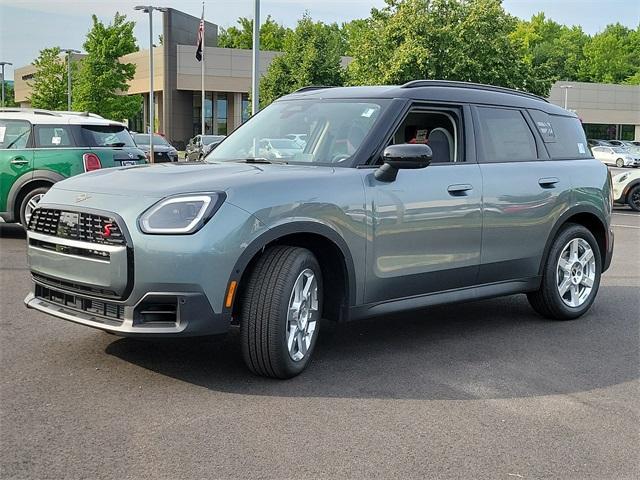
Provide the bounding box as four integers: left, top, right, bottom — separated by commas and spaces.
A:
134, 134, 170, 146
207, 99, 389, 165
80, 125, 135, 147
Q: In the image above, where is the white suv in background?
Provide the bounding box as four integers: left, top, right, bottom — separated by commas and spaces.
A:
591, 146, 640, 168
613, 170, 640, 211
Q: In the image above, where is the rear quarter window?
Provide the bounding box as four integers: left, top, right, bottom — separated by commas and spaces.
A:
529, 110, 590, 159
35, 125, 75, 148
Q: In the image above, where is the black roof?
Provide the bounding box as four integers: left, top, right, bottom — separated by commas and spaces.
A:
283, 80, 570, 116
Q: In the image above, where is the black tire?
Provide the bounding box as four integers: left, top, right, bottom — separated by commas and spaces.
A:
527, 224, 602, 320
616, 158, 624, 168
628, 185, 640, 212
18, 186, 49, 229
239, 246, 323, 378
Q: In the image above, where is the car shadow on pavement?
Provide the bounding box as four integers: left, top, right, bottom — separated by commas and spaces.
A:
0, 224, 26, 239
105, 285, 639, 400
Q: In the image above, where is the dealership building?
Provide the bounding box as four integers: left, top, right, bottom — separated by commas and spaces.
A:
12, 8, 640, 148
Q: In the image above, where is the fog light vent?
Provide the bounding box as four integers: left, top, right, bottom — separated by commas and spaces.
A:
134, 296, 178, 325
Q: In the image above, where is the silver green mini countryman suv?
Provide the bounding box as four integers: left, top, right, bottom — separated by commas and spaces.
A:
24, 81, 614, 378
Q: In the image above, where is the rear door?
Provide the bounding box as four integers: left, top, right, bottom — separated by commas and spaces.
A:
32, 124, 84, 178
473, 105, 577, 283
0, 119, 34, 213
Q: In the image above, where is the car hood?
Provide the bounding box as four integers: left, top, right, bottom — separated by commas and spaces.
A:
51, 161, 337, 198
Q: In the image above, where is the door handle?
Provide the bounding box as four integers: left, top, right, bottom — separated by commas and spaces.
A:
10, 156, 29, 166
538, 177, 559, 188
447, 184, 473, 195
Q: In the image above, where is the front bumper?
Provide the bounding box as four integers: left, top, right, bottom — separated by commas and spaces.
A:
23, 196, 263, 337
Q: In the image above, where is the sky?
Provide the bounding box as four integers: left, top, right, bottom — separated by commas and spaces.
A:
0, 0, 639, 80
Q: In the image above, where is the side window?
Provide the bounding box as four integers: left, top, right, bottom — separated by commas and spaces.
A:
529, 110, 590, 159
35, 125, 74, 148
387, 108, 460, 163
476, 107, 537, 162
0, 119, 32, 149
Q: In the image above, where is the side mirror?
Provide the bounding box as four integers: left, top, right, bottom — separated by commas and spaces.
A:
375, 144, 432, 182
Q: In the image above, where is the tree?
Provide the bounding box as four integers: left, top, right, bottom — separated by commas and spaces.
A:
218, 16, 290, 51
1, 81, 19, 107
346, 0, 553, 96
72, 13, 142, 121
259, 15, 345, 107
29, 47, 69, 110
510, 13, 588, 81
579, 24, 640, 84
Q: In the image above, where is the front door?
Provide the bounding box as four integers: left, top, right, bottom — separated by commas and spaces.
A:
0, 119, 34, 215
364, 106, 483, 303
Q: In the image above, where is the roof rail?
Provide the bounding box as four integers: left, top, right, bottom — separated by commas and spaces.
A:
293, 85, 335, 94
400, 80, 548, 103
0, 107, 61, 116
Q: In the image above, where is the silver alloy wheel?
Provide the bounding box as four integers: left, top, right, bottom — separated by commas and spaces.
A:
286, 268, 319, 362
24, 193, 45, 226
556, 238, 596, 307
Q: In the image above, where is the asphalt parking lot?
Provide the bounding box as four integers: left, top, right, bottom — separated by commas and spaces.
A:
1, 205, 638, 479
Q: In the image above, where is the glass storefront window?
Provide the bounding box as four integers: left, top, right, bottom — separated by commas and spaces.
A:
620, 125, 635, 141
583, 123, 635, 141
241, 93, 250, 124
216, 93, 227, 135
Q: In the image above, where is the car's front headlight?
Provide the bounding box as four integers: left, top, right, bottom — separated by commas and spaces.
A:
139, 193, 225, 234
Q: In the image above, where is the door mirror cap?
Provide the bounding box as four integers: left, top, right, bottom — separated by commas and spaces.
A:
375, 144, 432, 182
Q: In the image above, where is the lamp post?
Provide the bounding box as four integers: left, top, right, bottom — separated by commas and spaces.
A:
60, 49, 80, 111
134, 5, 167, 163
559, 85, 573, 110
251, 0, 260, 115
0, 61, 12, 107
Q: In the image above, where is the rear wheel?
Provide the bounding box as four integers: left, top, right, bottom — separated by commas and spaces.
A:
19, 186, 49, 229
240, 246, 322, 378
527, 224, 601, 320
628, 185, 640, 212
616, 158, 624, 168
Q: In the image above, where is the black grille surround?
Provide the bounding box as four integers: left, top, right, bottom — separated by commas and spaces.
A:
28, 208, 126, 246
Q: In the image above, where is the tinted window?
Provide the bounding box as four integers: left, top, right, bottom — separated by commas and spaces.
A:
477, 107, 537, 162
0, 119, 31, 149
36, 125, 74, 147
80, 125, 135, 147
529, 110, 590, 159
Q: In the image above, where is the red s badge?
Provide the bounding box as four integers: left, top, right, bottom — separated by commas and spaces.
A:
102, 223, 113, 238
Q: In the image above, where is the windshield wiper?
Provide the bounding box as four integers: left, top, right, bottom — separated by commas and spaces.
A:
105, 142, 126, 147
234, 158, 288, 164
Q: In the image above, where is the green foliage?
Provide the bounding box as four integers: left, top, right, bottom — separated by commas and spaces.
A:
218, 16, 291, 51
259, 15, 345, 107
579, 24, 640, 84
29, 47, 69, 110
346, 0, 553, 96
2, 81, 19, 107
511, 13, 588, 81
72, 13, 142, 121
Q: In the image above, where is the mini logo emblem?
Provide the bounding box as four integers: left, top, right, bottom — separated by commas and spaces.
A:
102, 223, 113, 238
74, 193, 91, 203
128, 152, 134, 159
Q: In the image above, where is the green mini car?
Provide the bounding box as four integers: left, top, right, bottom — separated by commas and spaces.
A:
0, 108, 146, 227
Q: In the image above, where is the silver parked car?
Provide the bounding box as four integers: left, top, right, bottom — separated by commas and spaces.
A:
24, 81, 614, 378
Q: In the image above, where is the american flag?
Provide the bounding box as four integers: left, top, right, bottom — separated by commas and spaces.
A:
195, 6, 204, 61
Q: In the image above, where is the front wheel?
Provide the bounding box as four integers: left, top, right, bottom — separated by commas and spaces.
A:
239, 246, 323, 378
628, 185, 640, 212
527, 224, 601, 320
616, 158, 624, 168
19, 186, 49, 229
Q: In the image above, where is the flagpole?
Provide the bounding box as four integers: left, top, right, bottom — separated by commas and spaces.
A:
201, 2, 205, 136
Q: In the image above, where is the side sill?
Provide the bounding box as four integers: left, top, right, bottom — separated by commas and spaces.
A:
348, 277, 541, 321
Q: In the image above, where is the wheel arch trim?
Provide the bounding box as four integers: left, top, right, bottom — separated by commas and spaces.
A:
7, 170, 65, 220
539, 204, 610, 275
226, 220, 358, 317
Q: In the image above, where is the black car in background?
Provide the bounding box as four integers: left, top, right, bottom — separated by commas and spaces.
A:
133, 133, 179, 163
186, 134, 226, 161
